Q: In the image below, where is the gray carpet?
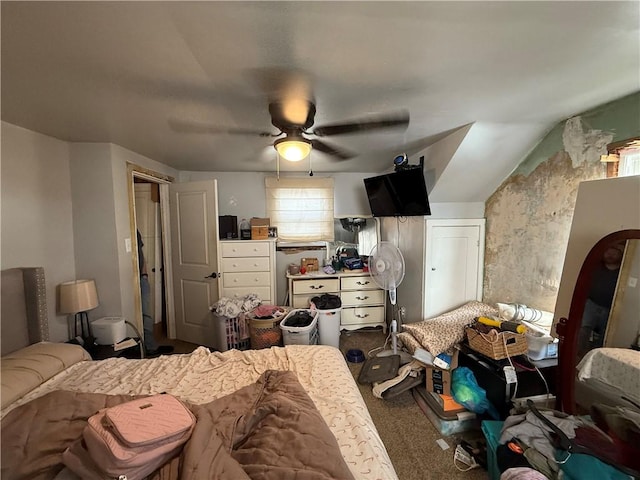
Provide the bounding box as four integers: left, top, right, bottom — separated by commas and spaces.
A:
339, 329, 490, 480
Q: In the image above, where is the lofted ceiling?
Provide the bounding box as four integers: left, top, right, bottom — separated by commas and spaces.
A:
2, 2, 639, 200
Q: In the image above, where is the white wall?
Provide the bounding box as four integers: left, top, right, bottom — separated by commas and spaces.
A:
1, 123, 180, 342
1, 122, 76, 341
180, 171, 377, 220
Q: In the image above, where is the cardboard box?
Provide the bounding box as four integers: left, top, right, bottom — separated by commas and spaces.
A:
251, 226, 269, 240
425, 350, 459, 396
250, 217, 270, 227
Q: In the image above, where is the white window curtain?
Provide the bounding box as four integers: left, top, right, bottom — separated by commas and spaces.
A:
618, 148, 640, 177
265, 177, 334, 242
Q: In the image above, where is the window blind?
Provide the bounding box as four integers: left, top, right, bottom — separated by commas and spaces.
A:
265, 177, 334, 242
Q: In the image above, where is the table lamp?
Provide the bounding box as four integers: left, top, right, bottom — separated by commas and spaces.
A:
59, 279, 99, 342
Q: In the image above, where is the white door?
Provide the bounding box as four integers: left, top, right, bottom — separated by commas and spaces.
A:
424, 220, 485, 318
169, 180, 221, 345
134, 184, 162, 324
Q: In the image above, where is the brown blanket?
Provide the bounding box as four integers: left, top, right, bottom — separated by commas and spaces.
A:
1, 370, 355, 480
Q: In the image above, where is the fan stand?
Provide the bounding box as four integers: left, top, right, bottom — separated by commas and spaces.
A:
375, 299, 413, 364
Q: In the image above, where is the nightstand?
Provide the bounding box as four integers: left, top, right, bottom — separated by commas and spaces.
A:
88, 338, 143, 360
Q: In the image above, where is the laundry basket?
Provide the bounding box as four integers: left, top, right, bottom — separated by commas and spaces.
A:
248, 307, 288, 349
280, 309, 319, 346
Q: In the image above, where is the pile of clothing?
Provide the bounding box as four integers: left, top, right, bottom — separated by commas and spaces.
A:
497, 402, 640, 479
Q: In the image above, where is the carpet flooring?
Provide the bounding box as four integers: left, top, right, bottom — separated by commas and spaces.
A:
340, 329, 490, 480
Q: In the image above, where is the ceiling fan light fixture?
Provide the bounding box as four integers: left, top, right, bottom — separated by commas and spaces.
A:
274, 136, 312, 162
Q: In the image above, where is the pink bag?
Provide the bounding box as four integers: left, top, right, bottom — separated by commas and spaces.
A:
65, 394, 195, 480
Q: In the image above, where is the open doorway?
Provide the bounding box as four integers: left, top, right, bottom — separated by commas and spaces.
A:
134, 179, 166, 339
126, 163, 176, 347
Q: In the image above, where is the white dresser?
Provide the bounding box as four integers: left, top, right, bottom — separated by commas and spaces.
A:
220, 240, 276, 304
287, 271, 386, 331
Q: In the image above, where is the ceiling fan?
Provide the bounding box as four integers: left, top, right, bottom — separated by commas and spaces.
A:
169, 100, 410, 162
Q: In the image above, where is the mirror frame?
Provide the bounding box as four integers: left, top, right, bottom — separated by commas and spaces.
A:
555, 228, 640, 414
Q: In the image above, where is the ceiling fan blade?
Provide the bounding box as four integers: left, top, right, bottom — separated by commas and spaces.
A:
312, 110, 410, 137
168, 119, 276, 137
311, 139, 355, 160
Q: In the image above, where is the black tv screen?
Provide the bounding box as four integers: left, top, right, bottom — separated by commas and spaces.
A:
363, 168, 431, 217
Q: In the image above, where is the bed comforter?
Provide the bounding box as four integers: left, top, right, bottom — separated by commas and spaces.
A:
1, 370, 355, 480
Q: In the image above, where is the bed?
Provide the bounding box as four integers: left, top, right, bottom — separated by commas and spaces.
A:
575, 347, 640, 411
1, 267, 397, 480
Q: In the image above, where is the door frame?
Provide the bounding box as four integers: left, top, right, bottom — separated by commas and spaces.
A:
126, 163, 177, 339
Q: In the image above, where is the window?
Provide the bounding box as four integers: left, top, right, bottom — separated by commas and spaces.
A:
265, 177, 334, 242
619, 148, 640, 177
603, 137, 640, 178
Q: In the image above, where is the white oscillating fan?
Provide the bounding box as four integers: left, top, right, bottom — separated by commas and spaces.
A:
369, 241, 406, 354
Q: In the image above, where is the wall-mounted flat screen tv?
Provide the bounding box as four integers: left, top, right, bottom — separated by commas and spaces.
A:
363, 168, 431, 217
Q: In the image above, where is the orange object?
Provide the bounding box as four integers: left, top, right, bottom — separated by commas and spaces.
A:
439, 394, 465, 412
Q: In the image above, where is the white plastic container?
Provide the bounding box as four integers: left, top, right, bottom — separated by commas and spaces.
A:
315, 307, 342, 348
91, 317, 127, 345
525, 331, 558, 360
280, 309, 319, 346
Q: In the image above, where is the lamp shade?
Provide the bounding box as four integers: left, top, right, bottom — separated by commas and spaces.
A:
59, 279, 99, 314
274, 136, 312, 162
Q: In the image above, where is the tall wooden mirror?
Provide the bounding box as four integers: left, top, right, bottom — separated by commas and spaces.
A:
556, 229, 640, 414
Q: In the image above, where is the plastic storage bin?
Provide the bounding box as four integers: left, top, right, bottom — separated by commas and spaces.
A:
525, 331, 558, 360
280, 309, 319, 346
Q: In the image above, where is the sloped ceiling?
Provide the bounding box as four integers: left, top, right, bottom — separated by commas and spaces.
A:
2, 2, 639, 202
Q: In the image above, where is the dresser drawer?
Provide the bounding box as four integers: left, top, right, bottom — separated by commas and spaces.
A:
222, 286, 271, 304
221, 241, 270, 258
292, 278, 340, 295
221, 257, 270, 273
341, 289, 385, 307
341, 306, 385, 326
340, 276, 377, 291
223, 271, 271, 288
291, 295, 314, 309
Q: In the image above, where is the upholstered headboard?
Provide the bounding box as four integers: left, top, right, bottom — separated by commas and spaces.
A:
1, 267, 49, 355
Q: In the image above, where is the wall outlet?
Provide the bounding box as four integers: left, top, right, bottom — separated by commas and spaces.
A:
628, 276, 637, 288
125, 237, 132, 253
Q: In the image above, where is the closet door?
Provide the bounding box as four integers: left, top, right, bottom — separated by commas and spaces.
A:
424, 219, 485, 318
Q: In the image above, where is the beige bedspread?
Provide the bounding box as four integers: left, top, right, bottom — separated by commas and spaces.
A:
2, 345, 397, 480
3, 371, 355, 480
577, 347, 640, 405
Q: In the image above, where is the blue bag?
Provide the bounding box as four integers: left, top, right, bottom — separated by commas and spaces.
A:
451, 367, 500, 419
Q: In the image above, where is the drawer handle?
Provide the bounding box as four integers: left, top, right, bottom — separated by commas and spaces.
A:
355, 296, 369, 300
355, 313, 370, 318
310, 285, 324, 290
356, 281, 370, 285
232, 263, 238, 268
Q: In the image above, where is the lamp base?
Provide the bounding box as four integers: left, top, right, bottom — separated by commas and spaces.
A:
72, 311, 95, 347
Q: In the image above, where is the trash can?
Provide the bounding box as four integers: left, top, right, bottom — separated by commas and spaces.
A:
311, 294, 342, 348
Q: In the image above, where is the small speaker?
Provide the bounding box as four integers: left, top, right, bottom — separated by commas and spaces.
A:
218, 215, 238, 239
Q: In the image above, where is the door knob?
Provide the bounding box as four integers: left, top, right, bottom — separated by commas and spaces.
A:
205, 272, 218, 279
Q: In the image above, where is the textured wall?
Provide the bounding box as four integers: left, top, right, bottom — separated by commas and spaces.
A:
483, 92, 639, 312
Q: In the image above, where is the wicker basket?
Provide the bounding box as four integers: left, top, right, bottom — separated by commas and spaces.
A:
465, 327, 528, 360
249, 316, 285, 349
